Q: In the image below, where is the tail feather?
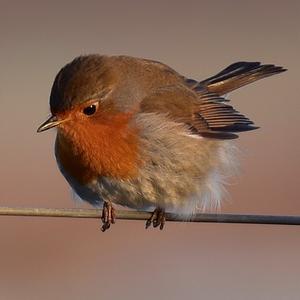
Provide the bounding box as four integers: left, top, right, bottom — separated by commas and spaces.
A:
187, 61, 286, 95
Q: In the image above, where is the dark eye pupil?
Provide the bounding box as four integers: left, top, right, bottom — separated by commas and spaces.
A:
83, 105, 96, 115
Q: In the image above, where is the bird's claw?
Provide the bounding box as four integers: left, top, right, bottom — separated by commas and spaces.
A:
145, 208, 166, 230
101, 201, 116, 232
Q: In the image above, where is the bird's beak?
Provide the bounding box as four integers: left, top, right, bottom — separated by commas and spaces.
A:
37, 115, 65, 133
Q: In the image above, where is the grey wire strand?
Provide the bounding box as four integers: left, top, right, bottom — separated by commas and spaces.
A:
0, 207, 299, 226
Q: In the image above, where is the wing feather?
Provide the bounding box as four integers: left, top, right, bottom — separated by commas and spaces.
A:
139, 85, 257, 140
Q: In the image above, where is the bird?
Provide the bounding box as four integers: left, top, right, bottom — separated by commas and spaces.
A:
37, 55, 286, 231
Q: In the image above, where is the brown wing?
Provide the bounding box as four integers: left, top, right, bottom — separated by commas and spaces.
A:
139, 85, 257, 140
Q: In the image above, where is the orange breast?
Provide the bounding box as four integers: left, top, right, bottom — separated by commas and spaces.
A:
56, 112, 140, 185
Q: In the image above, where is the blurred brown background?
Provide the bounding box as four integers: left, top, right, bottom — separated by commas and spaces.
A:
0, 1, 299, 299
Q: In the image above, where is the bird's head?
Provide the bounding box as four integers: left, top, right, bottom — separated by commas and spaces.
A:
37, 55, 121, 134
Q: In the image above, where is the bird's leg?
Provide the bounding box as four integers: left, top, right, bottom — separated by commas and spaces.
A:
145, 208, 166, 230
101, 201, 116, 232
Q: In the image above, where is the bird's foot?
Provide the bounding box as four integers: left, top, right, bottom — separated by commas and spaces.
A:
101, 201, 116, 232
145, 208, 166, 230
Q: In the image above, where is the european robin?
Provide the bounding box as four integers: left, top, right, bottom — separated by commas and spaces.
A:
37, 55, 286, 231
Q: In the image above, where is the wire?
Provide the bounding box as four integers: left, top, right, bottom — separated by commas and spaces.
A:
0, 207, 299, 226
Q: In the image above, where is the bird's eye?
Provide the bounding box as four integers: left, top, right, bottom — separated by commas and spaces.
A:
83, 103, 98, 116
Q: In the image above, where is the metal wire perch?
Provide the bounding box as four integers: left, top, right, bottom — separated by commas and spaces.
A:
0, 207, 300, 226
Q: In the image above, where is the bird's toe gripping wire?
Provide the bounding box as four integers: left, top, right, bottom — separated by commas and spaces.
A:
101, 201, 116, 232
145, 208, 166, 230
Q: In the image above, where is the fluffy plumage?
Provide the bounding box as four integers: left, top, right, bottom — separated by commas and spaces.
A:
39, 55, 286, 221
